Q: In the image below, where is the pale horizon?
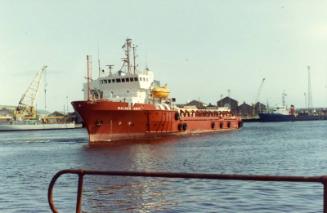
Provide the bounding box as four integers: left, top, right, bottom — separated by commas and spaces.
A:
1, 0, 327, 111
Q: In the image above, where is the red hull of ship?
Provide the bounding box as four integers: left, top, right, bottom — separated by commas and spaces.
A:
72, 100, 242, 144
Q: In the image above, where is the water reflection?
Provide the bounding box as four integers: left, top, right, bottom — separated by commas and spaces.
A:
82, 177, 178, 212
1, 123, 327, 212
78, 137, 183, 211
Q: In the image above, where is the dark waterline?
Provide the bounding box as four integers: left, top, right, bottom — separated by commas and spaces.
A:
1, 121, 327, 212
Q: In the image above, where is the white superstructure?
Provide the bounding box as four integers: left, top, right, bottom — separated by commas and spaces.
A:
84, 70, 155, 104
83, 39, 159, 104
270, 106, 289, 115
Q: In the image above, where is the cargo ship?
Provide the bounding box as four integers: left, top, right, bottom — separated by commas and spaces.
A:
72, 39, 242, 144
259, 105, 327, 122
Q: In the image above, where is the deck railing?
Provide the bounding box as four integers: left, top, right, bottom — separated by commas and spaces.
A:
48, 169, 327, 213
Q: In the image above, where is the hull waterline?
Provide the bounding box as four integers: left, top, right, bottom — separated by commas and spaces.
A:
72, 100, 242, 144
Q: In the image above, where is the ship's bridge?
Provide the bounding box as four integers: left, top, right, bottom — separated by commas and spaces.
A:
83, 70, 155, 104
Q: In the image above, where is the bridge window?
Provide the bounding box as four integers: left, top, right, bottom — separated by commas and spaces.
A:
104, 80, 107, 84
134, 77, 138, 81
112, 79, 115, 83
116, 79, 121, 83
126, 78, 129, 82
108, 79, 111, 83
122, 78, 125, 82
130, 77, 134, 82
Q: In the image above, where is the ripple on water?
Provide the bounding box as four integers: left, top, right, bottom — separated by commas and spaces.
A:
1, 122, 327, 212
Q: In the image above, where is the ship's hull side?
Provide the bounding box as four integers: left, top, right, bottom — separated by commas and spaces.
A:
0, 123, 80, 131
259, 113, 295, 122
259, 113, 327, 122
72, 100, 242, 144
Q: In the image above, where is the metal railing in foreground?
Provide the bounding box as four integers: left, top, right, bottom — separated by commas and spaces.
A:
48, 169, 327, 213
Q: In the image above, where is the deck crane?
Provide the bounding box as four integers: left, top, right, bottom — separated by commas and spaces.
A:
254, 78, 266, 113
14, 65, 47, 120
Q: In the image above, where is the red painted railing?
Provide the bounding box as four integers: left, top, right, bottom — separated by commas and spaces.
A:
48, 169, 327, 213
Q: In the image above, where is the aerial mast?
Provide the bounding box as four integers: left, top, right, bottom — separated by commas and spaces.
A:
307, 65, 313, 109
304, 92, 307, 109
44, 68, 47, 112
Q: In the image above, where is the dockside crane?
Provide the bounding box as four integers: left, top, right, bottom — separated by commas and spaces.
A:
254, 78, 266, 114
14, 66, 47, 120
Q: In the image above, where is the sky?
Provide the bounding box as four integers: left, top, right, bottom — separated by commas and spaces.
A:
1, 0, 327, 112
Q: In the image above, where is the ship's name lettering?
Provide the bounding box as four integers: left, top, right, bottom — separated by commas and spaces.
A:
117, 107, 141, 110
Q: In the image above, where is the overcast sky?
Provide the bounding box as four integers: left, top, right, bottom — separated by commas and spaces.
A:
1, 0, 327, 111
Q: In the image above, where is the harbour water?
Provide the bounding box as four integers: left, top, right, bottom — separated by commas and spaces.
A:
1, 121, 327, 212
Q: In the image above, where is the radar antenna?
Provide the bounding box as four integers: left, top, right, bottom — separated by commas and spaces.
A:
106, 65, 114, 75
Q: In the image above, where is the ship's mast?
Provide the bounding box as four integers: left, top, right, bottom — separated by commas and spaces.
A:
123, 38, 132, 74
86, 55, 92, 101
97, 46, 101, 78
282, 91, 287, 107
132, 44, 137, 74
